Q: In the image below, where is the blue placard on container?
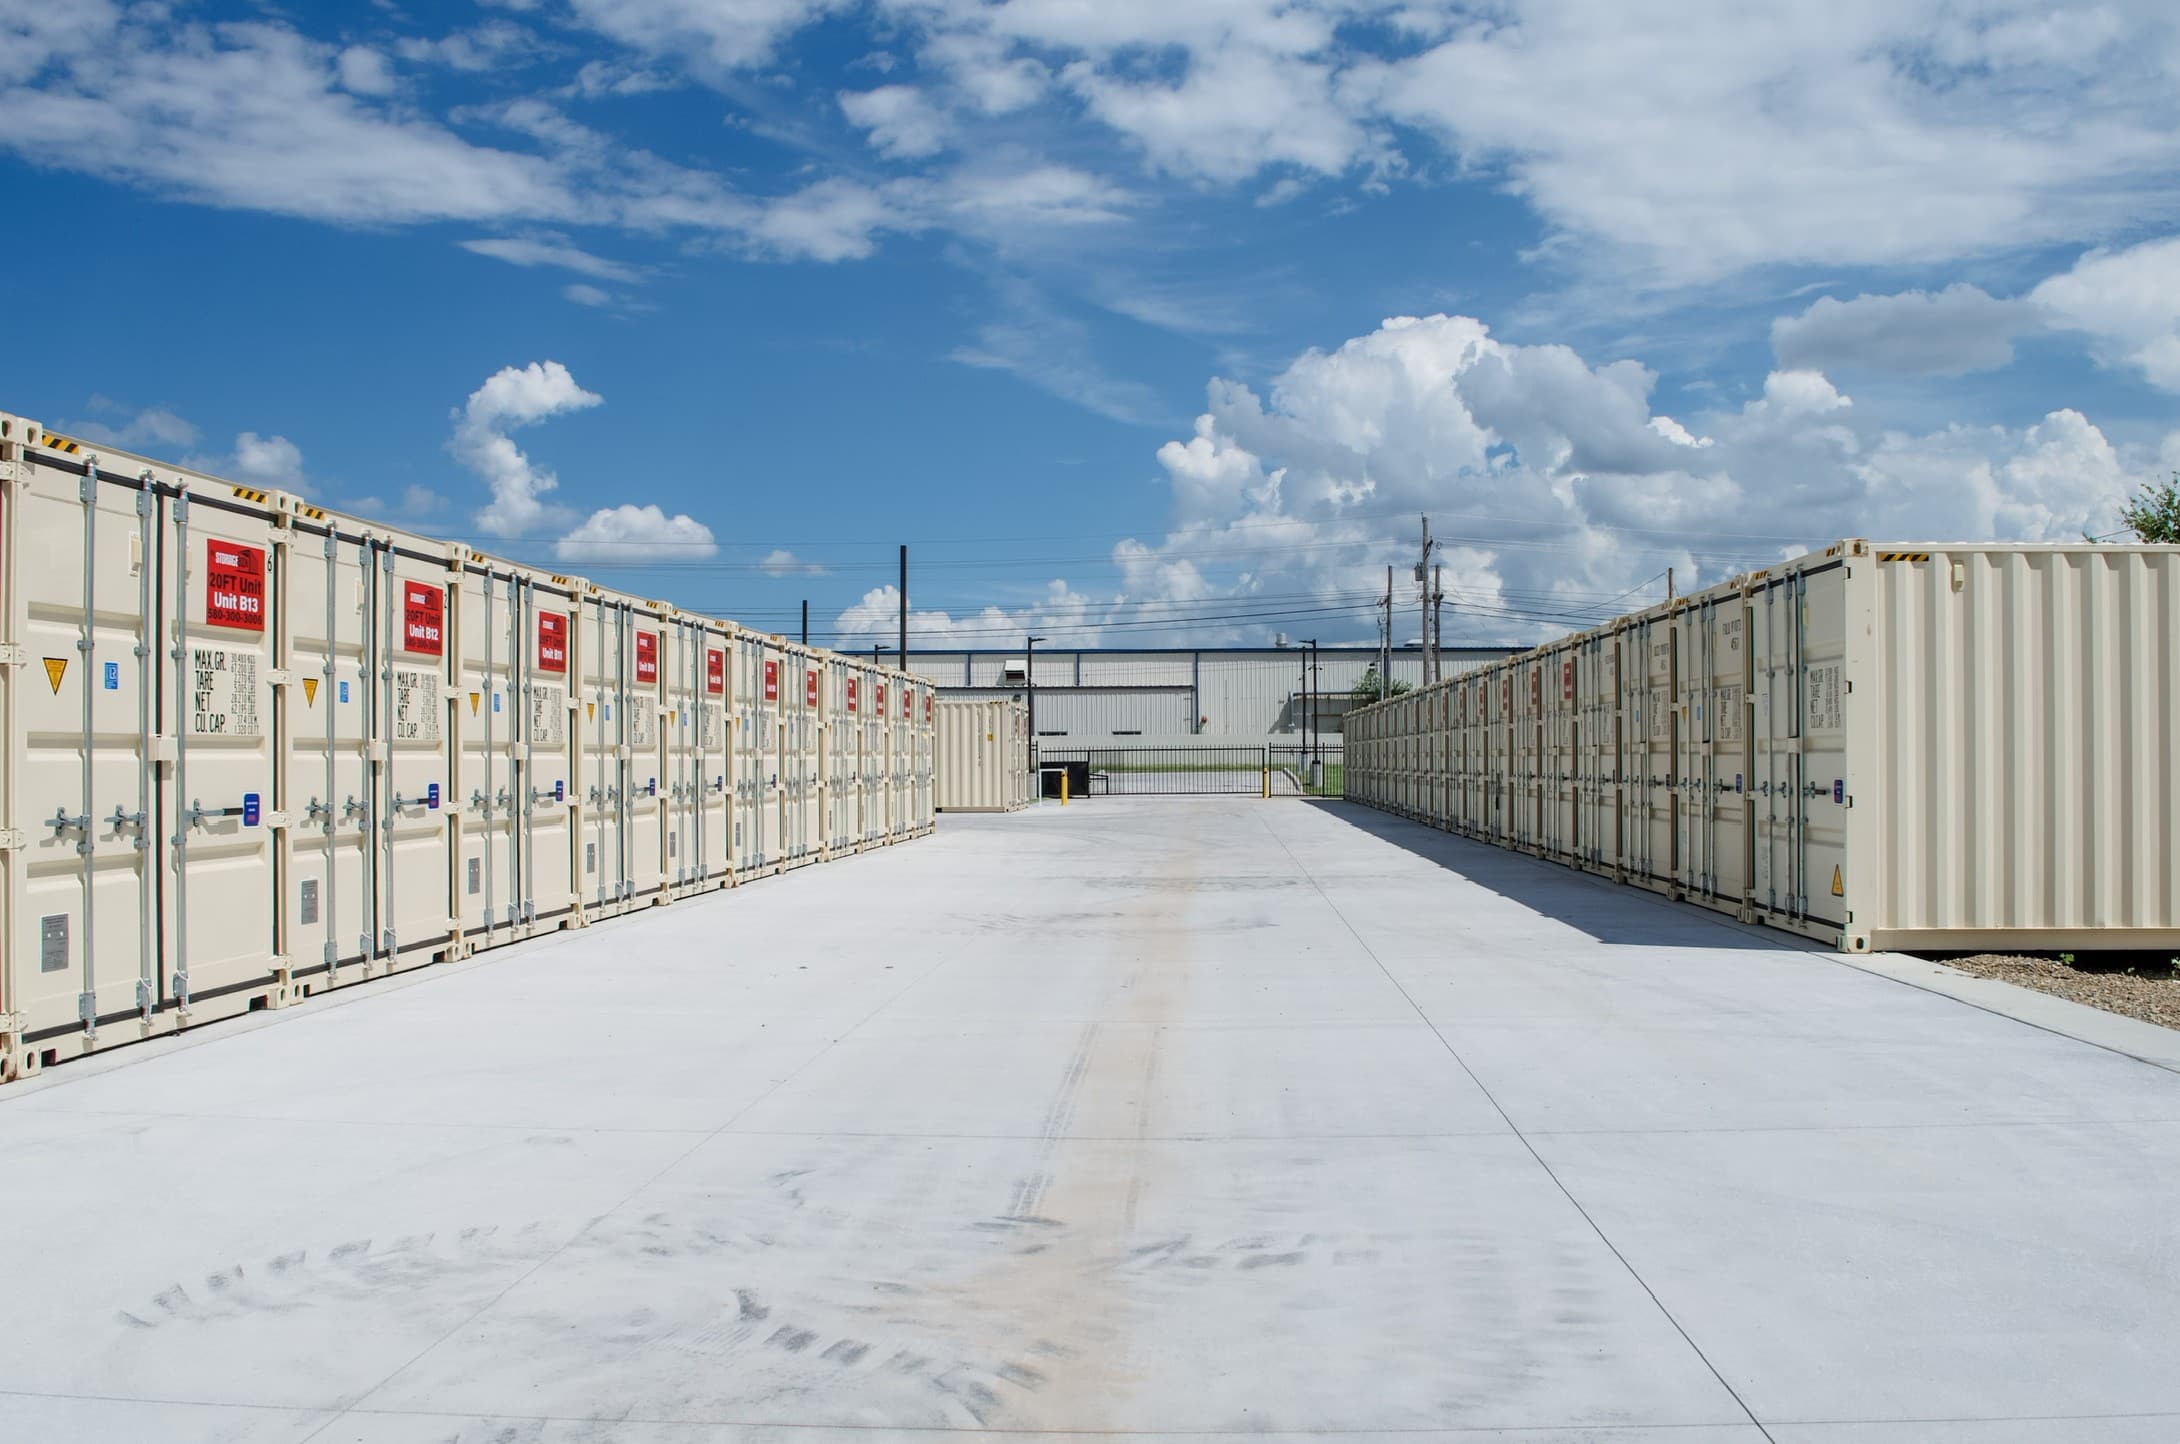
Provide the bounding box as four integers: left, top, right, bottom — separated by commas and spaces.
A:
554, 779, 565, 802
339, 681, 349, 703
242, 792, 261, 827
103, 661, 119, 690
493, 692, 501, 713
1833, 778, 1845, 804
427, 782, 441, 810
648, 777, 657, 797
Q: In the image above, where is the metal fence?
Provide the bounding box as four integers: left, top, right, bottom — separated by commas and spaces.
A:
1030, 744, 1345, 797
1037, 746, 1271, 796
1269, 745, 1343, 799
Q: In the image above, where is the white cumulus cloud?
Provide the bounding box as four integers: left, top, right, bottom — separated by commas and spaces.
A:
452, 361, 603, 536
2031, 235, 2180, 392
556, 503, 716, 563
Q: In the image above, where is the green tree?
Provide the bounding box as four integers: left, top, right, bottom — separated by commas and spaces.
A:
1351, 666, 1413, 706
2120, 473, 2180, 543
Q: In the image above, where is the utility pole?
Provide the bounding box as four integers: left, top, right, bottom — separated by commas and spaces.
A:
1382, 564, 1393, 702
801, 599, 808, 649
1666, 566, 1674, 603
1432, 562, 1444, 683
898, 544, 908, 676
1416, 514, 1437, 685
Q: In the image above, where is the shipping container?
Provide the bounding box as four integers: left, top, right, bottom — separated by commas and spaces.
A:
935, 698, 1033, 812
1345, 541, 2180, 953
0, 411, 932, 1082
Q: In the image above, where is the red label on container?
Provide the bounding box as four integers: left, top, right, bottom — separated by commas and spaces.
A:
806, 669, 818, 707
537, 612, 568, 674
764, 659, 778, 701
902, 687, 912, 719
1530, 670, 1541, 708
1562, 660, 1574, 702
635, 630, 658, 686
846, 677, 858, 713
205, 540, 266, 631
705, 648, 724, 695
403, 582, 444, 656
925, 694, 932, 723
875, 682, 885, 713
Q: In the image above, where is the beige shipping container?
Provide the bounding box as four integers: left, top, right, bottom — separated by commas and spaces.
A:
1, 410, 932, 1083
936, 698, 1033, 812
1347, 540, 2180, 953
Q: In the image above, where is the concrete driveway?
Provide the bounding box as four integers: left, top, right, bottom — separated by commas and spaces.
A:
3, 798, 2176, 1442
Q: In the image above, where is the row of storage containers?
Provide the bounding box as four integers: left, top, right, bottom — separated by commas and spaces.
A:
934, 698, 1034, 812
0, 411, 935, 1081
1345, 540, 2180, 954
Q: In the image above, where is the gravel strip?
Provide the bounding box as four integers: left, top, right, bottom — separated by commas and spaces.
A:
1939, 954, 2180, 1032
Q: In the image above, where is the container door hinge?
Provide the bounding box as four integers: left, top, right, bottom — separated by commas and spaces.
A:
0, 829, 24, 852
0, 643, 24, 667
136, 978, 156, 1016
78, 992, 98, 1028
172, 972, 192, 1009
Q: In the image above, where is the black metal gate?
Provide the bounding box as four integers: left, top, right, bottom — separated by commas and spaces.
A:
1038, 746, 1274, 796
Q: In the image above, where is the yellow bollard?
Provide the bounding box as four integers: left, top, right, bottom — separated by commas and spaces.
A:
1060, 770, 1069, 805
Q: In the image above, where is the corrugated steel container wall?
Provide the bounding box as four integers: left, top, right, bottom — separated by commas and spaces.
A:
1345, 540, 2180, 952
935, 698, 1031, 812
0, 412, 929, 1083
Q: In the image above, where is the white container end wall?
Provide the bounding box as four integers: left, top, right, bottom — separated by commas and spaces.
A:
935, 698, 1033, 812
1344, 540, 2180, 954
0, 411, 933, 1083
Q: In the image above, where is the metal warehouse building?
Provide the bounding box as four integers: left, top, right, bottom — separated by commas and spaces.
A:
871, 645, 1515, 742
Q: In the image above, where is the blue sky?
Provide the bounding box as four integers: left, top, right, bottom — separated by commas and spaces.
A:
5, 1, 2178, 648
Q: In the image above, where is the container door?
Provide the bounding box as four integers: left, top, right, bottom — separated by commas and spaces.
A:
894, 680, 913, 836
1520, 663, 1546, 845
1753, 566, 1850, 929
760, 642, 783, 866
1629, 618, 1677, 884
798, 661, 822, 858
661, 621, 697, 891
165, 497, 284, 1009
7, 463, 164, 1048
580, 598, 624, 910
382, 557, 454, 965
697, 629, 730, 881
287, 524, 372, 982
918, 685, 936, 827
1547, 653, 1579, 858
454, 569, 521, 942
521, 591, 577, 925
861, 669, 877, 839
1677, 598, 1750, 908
1583, 635, 1620, 869
625, 622, 664, 901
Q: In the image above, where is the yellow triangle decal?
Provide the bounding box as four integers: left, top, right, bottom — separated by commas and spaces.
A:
303, 676, 320, 706
469, 691, 482, 715
43, 657, 67, 693
587, 701, 596, 720
1830, 865, 1844, 898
